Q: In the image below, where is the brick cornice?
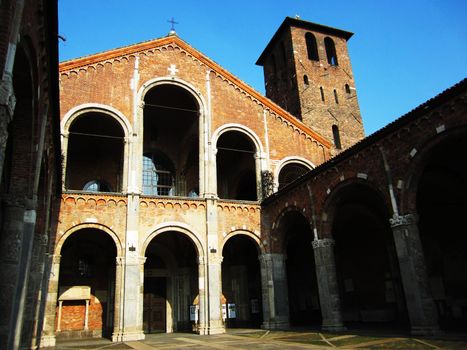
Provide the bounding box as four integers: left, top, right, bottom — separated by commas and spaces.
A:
59, 35, 332, 149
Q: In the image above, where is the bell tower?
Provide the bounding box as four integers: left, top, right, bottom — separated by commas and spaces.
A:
256, 17, 365, 151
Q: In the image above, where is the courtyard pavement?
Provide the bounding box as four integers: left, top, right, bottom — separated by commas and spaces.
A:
52, 329, 467, 350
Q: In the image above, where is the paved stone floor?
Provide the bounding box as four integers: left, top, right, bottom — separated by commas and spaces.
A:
53, 329, 467, 350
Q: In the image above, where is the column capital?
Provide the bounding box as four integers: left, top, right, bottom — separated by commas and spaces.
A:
312, 238, 335, 249
116, 256, 125, 265
51, 254, 61, 264
389, 213, 419, 228
208, 255, 223, 264
259, 253, 286, 263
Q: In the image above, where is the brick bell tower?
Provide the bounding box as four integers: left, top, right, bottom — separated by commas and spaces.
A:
257, 17, 365, 151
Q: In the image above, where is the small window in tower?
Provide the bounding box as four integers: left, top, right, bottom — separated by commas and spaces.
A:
345, 84, 351, 94
332, 125, 342, 149
334, 89, 339, 104
305, 33, 319, 61
304, 75, 309, 86
320, 87, 325, 102
324, 37, 338, 66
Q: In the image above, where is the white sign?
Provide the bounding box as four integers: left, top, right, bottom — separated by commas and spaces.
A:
227, 303, 236, 319
222, 304, 227, 321
190, 305, 199, 322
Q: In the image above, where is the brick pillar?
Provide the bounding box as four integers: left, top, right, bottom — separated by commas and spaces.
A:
390, 214, 440, 335
259, 253, 289, 329
39, 254, 61, 348
312, 238, 345, 332
206, 255, 224, 334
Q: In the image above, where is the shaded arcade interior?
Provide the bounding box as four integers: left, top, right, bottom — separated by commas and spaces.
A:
143, 84, 199, 197
222, 235, 262, 328
331, 184, 408, 328
144, 231, 198, 333
56, 229, 117, 338
417, 132, 467, 330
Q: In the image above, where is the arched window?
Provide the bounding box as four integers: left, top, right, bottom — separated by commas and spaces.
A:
142, 153, 175, 196
334, 89, 339, 104
345, 84, 351, 94
324, 37, 338, 66
303, 75, 309, 86
305, 32, 319, 61
332, 125, 342, 149
278, 163, 310, 189
83, 180, 112, 192
320, 87, 325, 102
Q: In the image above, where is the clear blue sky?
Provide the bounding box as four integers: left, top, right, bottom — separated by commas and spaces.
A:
58, 0, 466, 136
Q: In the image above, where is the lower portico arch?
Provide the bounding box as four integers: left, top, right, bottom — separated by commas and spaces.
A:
221, 231, 264, 328
53, 225, 123, 340
142, 223, 205, 334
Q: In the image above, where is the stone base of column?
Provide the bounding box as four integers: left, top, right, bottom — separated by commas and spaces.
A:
206, 322, 225, 335
262, 318, 290, 330
119, 330, 145, 342
40, 335, 56, 348
410, 326, 443, 336
322, 323, 346, 333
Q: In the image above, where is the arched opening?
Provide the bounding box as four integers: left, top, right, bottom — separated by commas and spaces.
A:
320, 87, 325, 102
345, 84, 351, 95
216, 131, 257, 201
305, 32, 319, 61
278, 163, 309, 190
324, 37, 338, 66
332, 184, 408, 329
56, 229, 117, 339
334, 89, 339, 104
66, 113, 124, 192
280, 211, 321, 326
143, 84, 199, 197
417, 132, 467, 330
144, 231, 198, 333
332, 125, 342, 150
222, 235, 262, 328
303, 75, 309, 86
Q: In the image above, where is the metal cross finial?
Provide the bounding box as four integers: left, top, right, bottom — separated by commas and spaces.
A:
168, 17, 178, 32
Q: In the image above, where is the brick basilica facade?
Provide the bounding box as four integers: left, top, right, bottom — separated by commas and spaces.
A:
1, 4, 466, 348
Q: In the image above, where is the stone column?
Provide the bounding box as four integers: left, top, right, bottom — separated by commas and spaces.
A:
39, 254, 61, 348
112, 257, 125, 342
390, 214, 440, 335
206, 255, 224, 334
121, 254, 145, 341
259, 253, 289, 329
60, 133, 69, 191
312, 238, 345, 332
197, 256, 207, 334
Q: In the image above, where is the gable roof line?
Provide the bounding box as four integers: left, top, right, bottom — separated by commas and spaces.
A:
59, 35, 333, 148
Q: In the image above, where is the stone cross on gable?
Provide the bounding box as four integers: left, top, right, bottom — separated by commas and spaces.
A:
168, 64, 179, 76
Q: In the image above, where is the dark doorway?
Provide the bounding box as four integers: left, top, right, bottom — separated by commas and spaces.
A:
144, 277, 167, 333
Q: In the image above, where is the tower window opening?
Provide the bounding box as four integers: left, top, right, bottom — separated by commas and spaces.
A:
304, 75, 309, 86
332, 125, 342, 149
320, 87, 325, 102
305, 32, 319, 61
334, 89, 339, 104
345, 84, 351, 94
324, 37, 338, 66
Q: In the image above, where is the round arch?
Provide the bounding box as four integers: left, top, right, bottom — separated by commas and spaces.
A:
321, 178, 391, 236
221, 230, 264, 255
401, 125, 467, 214
142, 222, 205, 260
212, 123, 264, 155
137, 77, 207, 116
55, 223, 124, 257
274, 156, 315, 191
61, 103, 133, 137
